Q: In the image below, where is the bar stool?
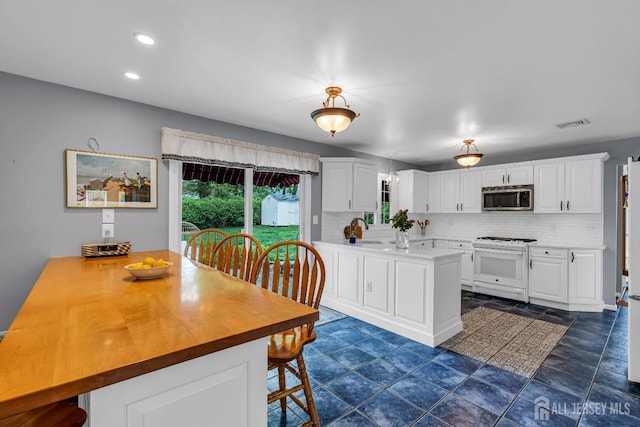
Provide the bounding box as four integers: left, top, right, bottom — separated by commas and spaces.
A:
0, 402, 87, 427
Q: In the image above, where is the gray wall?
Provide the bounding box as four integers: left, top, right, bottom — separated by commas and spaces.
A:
0, 71, 417, 331
426, 136, 640, 306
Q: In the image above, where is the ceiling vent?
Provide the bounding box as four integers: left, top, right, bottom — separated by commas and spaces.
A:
554, 118, 591, 129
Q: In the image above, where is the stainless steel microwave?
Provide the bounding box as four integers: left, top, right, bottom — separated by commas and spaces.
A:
482, 185, 534, 211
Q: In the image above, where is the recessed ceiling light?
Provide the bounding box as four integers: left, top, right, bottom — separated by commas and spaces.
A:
124, 72, 140, 80
134, 32, 155, 45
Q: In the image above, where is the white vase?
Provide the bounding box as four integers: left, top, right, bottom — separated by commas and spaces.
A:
395, 231, 410, 249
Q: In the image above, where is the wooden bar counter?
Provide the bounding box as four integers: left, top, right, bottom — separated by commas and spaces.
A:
0, 250, 318, 426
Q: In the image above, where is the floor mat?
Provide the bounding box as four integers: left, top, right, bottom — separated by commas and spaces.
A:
440, 306, 568, 377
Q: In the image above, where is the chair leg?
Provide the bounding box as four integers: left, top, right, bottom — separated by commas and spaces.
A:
297, 353, 319, 427
277, 364, 287, 412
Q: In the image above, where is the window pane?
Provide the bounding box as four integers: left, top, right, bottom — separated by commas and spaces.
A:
254, 184, 299, 248
380, 180, 391, 224
182, 179, 245, 238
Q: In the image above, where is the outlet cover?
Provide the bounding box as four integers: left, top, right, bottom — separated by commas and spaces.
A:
102, 223, 115, 238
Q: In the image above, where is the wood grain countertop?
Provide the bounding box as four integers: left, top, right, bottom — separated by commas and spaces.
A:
0, 250, 319, 419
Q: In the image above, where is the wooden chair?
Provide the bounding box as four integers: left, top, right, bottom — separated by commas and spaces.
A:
0, 401, 86, 427
249, 241, 325, 427
183, 229, 227, 265
210, 233, 263, 281
181, 221, 200, 242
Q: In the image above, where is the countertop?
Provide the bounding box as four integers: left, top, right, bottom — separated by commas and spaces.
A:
0, 250, 318, 419
313, 240, 464, 260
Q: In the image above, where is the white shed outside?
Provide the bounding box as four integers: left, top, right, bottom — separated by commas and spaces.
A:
261, 192, 299, 226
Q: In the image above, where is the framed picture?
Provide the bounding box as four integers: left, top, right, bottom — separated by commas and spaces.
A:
66, 149, 158, 208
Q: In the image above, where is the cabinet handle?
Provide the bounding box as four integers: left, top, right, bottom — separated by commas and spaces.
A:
560, 201, 563, 211
460, 203, 463, 211
349, 200, 351, 210
567, 200, 570, 211
456, 203, 459, 211
529, 259, 532, 269
431, 241, 435, 248
507, 174, 510, 184
571, 252, 575, 262
426, 204, 429, 212
502, 175, 505, 184
471, 253, 474, 262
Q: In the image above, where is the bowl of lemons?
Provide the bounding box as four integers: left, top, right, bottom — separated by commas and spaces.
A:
124, 256, 173, 279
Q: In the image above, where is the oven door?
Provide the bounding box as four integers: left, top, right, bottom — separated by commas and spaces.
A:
473, 247, 526, 289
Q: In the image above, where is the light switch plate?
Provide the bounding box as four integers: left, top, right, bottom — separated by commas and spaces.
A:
102, 209, 115, 224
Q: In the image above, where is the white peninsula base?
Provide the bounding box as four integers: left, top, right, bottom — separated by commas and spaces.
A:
81, 339, 266, 427
314, 241, 463, 347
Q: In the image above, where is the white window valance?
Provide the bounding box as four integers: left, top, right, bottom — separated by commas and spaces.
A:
161, 127, 319, 175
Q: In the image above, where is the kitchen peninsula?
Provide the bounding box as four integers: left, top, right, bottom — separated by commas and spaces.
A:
0, 250, 318, 427
314, 240, 463, 347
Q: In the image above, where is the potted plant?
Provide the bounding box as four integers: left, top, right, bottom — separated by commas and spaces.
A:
390, 209, 414, 249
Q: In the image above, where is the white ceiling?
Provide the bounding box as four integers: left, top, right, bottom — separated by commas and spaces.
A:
1, 1, 639, 165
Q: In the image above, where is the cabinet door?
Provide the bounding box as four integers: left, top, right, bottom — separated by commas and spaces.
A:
534, 162, 564, 213
528, 256, 568, 302
565, 159, 602, 214
482, 169, 506, 187
322, 162, 353, 211
397, 170, 429, 213
461, 251, 474, 286
506, 165, 534, 185
363, 255, 392, 313
568, 250, 602, 304
427, 173, 441, 213
337, 251, 361, 305
395, 260, 428, 325
440, 172, 460, 213
460, 171, 481, 213
352, 162, 378, 212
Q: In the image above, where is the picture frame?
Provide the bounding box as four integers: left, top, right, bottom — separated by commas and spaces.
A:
66, 149, 158, 208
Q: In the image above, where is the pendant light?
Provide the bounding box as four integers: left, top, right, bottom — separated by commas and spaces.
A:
454, 139, 484, 167
310, 86, 359, 137
386, 157, 400, 185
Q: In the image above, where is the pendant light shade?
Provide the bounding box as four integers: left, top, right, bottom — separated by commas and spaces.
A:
454, 139, 484, 167
311, 86, 359, 136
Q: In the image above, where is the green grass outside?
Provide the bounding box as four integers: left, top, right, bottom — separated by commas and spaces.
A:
183, 225, 299, 250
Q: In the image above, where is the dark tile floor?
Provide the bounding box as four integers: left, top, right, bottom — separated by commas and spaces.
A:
268, 291, 640, 426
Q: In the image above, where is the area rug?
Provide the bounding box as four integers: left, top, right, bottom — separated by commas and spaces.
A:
440, 306, 568, 377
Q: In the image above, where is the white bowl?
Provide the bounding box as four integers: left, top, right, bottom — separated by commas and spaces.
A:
124, 262, 173, 279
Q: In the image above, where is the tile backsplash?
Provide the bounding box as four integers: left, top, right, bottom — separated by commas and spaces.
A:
321, 211, 603, 246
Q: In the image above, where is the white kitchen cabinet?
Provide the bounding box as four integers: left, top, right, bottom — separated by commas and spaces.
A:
321, 158, 378, 212
440, 170, 481, 213
568, 249, 603, 309
482, 165, 533, 187
434, 240, 449, 249
534, 158, 603, 214
448, 241, 474, 288
313, 241, 463, 347
427, 173, 441, 213
528, 247, 568, 304
397, 170, 429, 213
336, 250, 361, 305
363, 254, 393, 314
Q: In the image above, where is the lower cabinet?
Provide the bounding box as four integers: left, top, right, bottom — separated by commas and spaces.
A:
569, 249, 603, 308
528, 247, 568, 303
448, 241, 474, 290
528, 246, 603, 311
313, 242, 463, 347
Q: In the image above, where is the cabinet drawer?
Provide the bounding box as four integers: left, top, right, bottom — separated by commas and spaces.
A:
449, 241, 472, 250
529, 247, 567, 258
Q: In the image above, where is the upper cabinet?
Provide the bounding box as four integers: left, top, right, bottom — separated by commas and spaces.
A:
534, 157, 605, 213
482, 165, 533, 187
397, 170, 429, 213
440, 170, 481, 213
321, 158, 378, 212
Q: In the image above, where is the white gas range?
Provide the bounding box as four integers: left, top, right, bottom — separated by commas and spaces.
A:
471, 236, 537, 302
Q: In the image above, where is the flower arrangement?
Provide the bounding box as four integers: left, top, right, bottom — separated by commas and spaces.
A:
390, 209, 415, 232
